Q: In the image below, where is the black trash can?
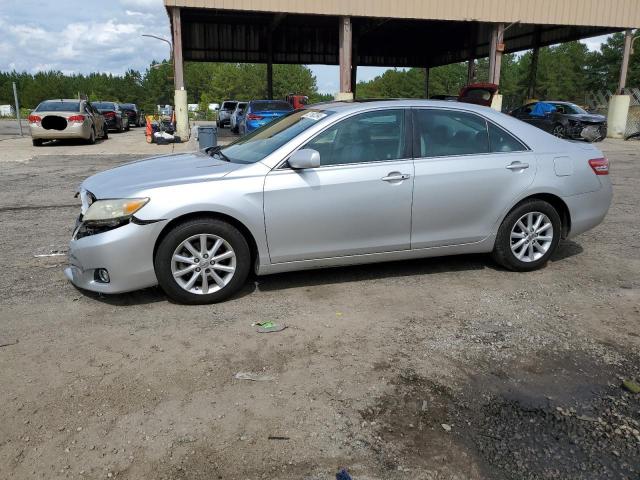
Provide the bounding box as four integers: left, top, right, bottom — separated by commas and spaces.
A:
197, 125, 217, 150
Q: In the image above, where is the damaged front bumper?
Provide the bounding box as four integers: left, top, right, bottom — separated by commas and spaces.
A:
566, 123, 607, 142
65, 218, 168, 294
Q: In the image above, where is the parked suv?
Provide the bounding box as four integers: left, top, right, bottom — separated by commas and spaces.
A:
28, 99, 108, 146
217, 100, 238, 128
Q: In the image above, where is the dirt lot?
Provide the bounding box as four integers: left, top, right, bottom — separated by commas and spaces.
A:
0, 132, 639, 480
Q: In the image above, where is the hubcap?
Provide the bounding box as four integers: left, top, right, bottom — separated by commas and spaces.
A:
171, 234, 236, 295
552, 126, 564, 137
510, 212, 554, 263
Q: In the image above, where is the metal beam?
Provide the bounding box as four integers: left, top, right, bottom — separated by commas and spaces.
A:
171, 7, 184, 89
339, 16, 352, 93
488, 23, 504, 85
618, 29, 633, 94
527, 27, 541, 98
424, 68, 430, 98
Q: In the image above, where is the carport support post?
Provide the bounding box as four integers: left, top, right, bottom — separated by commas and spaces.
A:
336, 16, 354, 101
488, 23, 504, 111
171, 7, 189, 141
467, 60, 475, 84
607, 29, 633, 138
424, 68, 430, 98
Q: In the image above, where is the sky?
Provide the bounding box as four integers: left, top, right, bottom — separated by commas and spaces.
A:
0, 0, 612, 94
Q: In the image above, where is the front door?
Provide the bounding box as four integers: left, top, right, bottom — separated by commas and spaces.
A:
263, 109, 414, 264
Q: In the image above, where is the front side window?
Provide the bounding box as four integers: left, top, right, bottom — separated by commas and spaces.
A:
414, 109, 489, 157
219, 109, 335, 164
304, 109, 407, 166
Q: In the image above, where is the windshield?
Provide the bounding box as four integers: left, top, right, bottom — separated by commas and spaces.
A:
252, 101, 293, 112
217, 109, 334, 164
93, 102, 117, 110
552, 103, 587, 115
35, 101, 80, 112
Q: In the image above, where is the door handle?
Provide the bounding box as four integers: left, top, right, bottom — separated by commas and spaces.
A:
382, 173, 411, 182
506, 162, 529, 170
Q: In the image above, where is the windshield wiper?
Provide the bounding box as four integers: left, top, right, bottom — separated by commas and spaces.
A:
207, 145, 231, 162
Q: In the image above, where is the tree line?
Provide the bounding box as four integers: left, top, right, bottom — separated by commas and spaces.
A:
357, 33, 639, 108
0, 32, 636, 114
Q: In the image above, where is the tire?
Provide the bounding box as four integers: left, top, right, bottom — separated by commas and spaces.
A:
154, 218, 251, 304
32, 138, 43, 147
86, 127, 96, 145
551, 123, 565, 138
102, 125, 109, 139
491, 199, 561, 272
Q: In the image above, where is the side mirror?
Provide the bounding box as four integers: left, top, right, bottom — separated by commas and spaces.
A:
288, 149, 320, 169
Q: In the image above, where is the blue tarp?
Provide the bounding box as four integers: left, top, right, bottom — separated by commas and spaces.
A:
530, 102, 557, 117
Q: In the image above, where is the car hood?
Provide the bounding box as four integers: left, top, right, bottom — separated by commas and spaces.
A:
81, 152, 245, 199
563, 113, 606, 123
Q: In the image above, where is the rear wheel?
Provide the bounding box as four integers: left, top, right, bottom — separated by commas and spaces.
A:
154, 218, 251, 304
32, 138, 43, 147
492, 199, 561, 272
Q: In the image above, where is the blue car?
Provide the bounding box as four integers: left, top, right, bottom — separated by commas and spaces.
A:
239, 100, 293, 134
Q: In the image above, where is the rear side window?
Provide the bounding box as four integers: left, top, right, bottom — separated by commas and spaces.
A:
305, 109, 407, 166
488, 122, 527, 153
414, 109, 489, 157
222, 102, 237, 110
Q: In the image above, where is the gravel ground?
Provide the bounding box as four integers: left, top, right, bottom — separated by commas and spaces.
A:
0, 139, 639, 479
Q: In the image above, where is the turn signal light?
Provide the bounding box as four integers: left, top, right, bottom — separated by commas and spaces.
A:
588, 157, 609, 175
68, 115, 85, 123
28, 114, 41, 123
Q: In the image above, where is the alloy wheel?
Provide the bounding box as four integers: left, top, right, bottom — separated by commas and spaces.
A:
552, 125, 564, 138
171, 233, 236, 294
510, 211, 554, 262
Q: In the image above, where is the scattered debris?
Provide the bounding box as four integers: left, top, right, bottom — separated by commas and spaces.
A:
252, 321, 287, 333
0, 339, 19, 348
441, 423, 452, 432
267, 435, 290, 440
33, 253, 66, 258
622, 379, 640, 394
336, 468, 352, 480
233, 372, 275, 382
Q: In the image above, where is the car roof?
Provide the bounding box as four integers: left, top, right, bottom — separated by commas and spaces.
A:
41, 99, 82, 103
309, 99, 498, 114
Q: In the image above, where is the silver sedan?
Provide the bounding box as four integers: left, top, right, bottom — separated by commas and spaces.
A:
65, 100, 612, 304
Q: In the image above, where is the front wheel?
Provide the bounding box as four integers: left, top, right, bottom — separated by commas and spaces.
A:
551, 124, 565, 138
154, 218, 251, 304
492, 200, 561, 272
32, 138, 43, 147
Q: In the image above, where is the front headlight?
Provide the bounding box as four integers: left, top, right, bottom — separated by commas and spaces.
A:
83, 198, 149, 222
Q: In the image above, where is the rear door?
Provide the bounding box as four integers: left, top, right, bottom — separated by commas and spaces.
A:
411, 108, 536, 248
263, 108, 414, 263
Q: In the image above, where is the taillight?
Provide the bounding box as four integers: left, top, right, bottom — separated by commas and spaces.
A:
68, 115, 85, 123
103, 111, 116, 118
28, 114, 41, 123
247, 113, 264, 120
588, 157, 609, 175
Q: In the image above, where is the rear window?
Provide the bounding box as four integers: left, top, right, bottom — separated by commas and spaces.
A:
92, 102, 116, 110
222, 102, 237, 110
35, 101, 80, 112
252, 101, 293, 112
120, 103, 136, 110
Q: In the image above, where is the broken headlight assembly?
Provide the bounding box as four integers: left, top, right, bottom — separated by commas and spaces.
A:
74, 198, 149, 239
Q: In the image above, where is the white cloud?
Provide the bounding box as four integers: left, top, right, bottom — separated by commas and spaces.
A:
0, 1, 170, 75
